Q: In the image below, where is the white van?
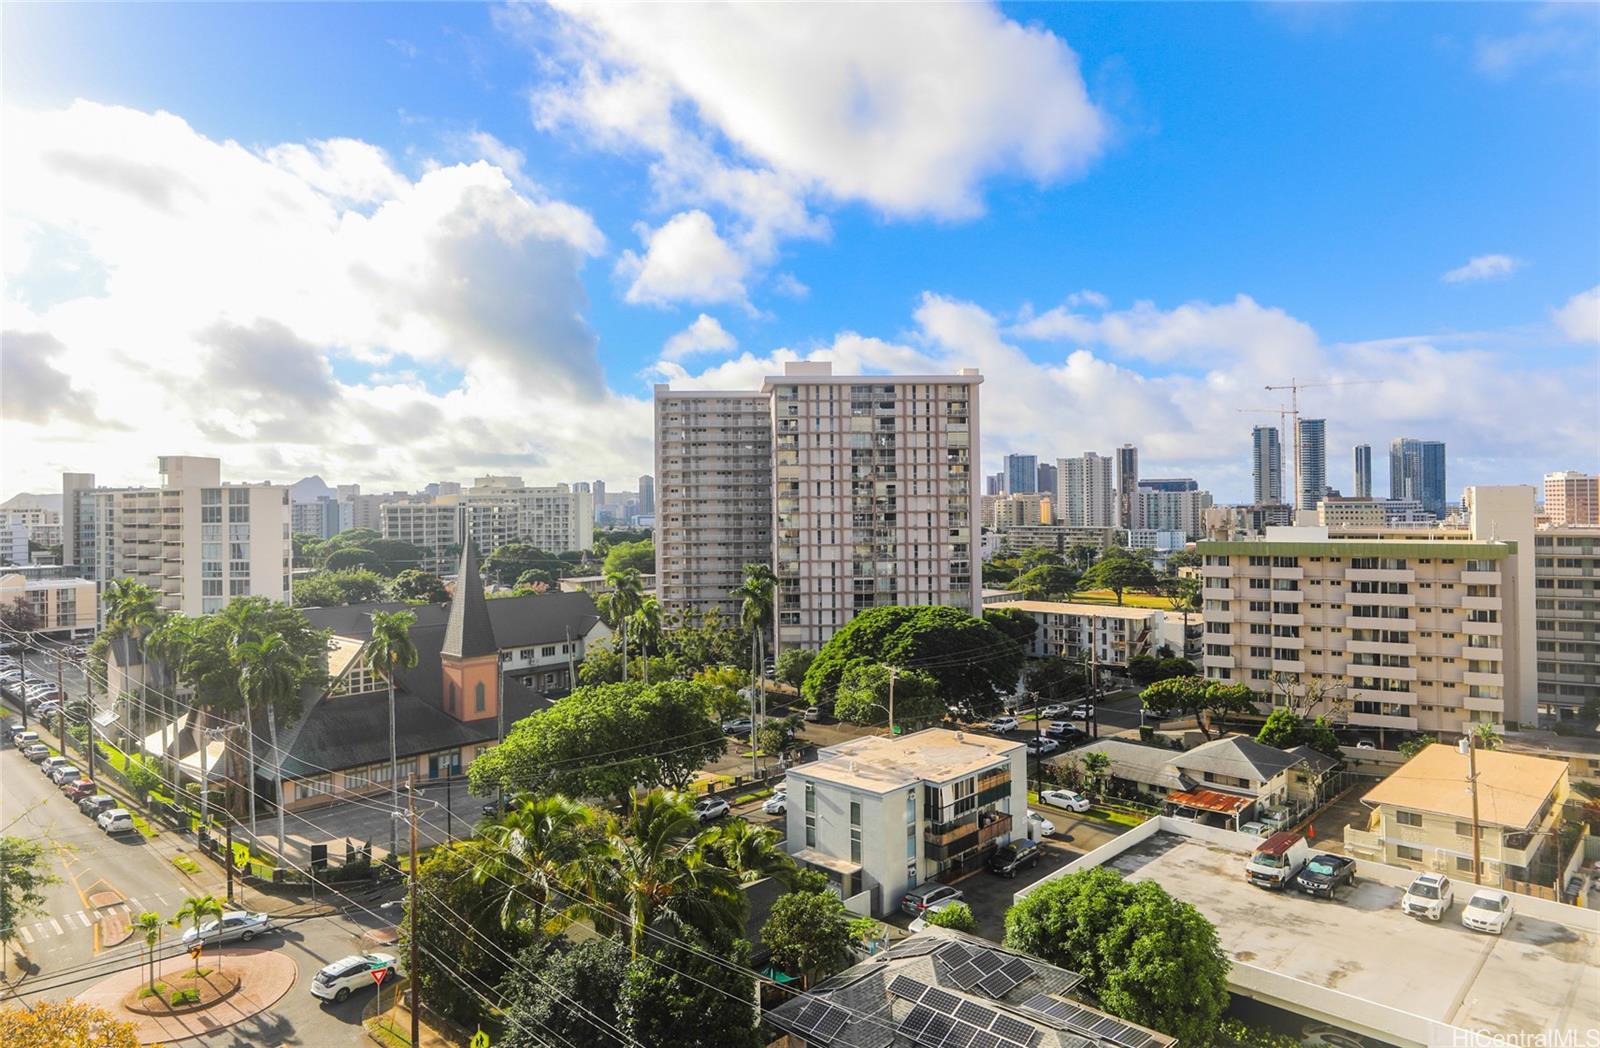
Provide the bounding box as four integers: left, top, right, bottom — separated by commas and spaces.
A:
1245, 831, 1310, 889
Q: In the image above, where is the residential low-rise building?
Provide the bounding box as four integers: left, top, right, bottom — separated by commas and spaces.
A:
784, 728, 1026, 916
0, 571, 97, 638
1347, 742, 1571, 885
983, 524, 1119, 560
987, 599, 1199, 665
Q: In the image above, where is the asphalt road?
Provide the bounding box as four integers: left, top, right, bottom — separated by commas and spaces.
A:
2, 740, 387, 1046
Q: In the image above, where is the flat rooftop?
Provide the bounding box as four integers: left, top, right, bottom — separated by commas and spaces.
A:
986, 600, 1158, 620
1101, 832, 1600, 1040
799, 728, 1022, 793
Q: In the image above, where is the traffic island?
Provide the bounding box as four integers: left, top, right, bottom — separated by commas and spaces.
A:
77, 947, 297, 1045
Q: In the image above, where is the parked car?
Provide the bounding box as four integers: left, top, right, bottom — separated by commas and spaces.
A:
79, 794, 117, 817
721, 717, 753, 736
908, 897, 965, 933
1400, 873, 1454, 921
1037, 703, 1071, 718
693, 797, 730, 822
1460, 888, 1514, 934
1354, 741, 1376, 751
33, 701, 61, 718
1025, 738, 1060, 756
901, 882, 964, 917
1294, 854, 1357, 898
311, 952, 398, 1004
1044, 721, 1085, 740
21, 743, 50, 762
988, 716, 1019, 733
97, 808, 136, 835
1039, 789, 1090, 813
1245, 831, 1310, 890
61, 778, 96, 800
11, 729, 40, 749
1026, 811, 1057, 838
762, 790, 787, 815
48, 764, 82, 786
1068, 704, 1093, 720
803, 706, 822, 722
40, 756, 71, 777
181, 910, 275, 946
987, 839, 1043, 878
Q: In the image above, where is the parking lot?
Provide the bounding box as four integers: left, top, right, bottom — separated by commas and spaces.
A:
1100, 832, 1600, 1039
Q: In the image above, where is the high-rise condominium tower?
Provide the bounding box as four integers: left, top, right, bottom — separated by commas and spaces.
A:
1295, 418, 1327, 511
1036, 461, 1057, 496
1115, 444, 1139, 530
1251, 426, 1283, 505
1543, 471, 1598, 525
1057, 452, 1115, 528
1390, 438, 1447, 519
638, 475, 655, 515
654, 362, 982, 648
1003, 454, 1038, 494
1353, 444, 1372, 498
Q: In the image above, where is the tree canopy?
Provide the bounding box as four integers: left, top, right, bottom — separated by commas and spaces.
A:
469, 680, 726, 804
291, 568, 388, 608
496, 938, 628, 1048
1004, 868, 1230, 1046
1084, 548, 1159, 605
0, 1001, 141, 1048
983, 607, 1037, 649
1127, 655, 1196, 687
803, 606, 1024, 717
1255, 708, 1344, 760
1024, 660, 1088, 702
389, 569, 450, 604
775, 647, 816, 688
1138, 676, 1256, 740
602, 539, 656, 576
1014, 564, 1081, 601
485, 543, 570, 587
832, 662, 943, 730
760, 887, 857, 988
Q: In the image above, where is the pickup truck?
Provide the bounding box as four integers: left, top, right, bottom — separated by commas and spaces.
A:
1294, 853, 1357, 898
1245, 831, 1309, 890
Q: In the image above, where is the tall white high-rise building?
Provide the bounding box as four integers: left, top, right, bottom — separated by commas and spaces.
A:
654, 362, 982, 647
1542, 471, 1598, 526
1057, 452, 1115, 528
1251, 426, 1283, 505
62, 456, 291, 619
458, 478, 593, 557
1295, 418, 1327, 512
1115, 444, 1139, 530
1132, 486, 1213, 540
1353, 444, 1373, 498
380, 496, 461, 573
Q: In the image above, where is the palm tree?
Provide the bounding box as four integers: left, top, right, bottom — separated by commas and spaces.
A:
102, 579, 161, 757
593, 791, 745, 957
631, 596, 662, 685
1472, 721, 1502, 751
143, 615, 197, 794
170, 894, 224, 974
366, 609, 418, 858
470, 795, 599, 935
705, 818, 795, 888
732, 563, 776, 757
602, 568, 644, 681
216, 600, 269, 835
236, 633, 304, 857
134, 910, 163, 992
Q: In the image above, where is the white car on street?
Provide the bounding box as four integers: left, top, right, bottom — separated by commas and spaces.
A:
1037, 703, 1071, 718
97, 808, 136, 835
182, 911, 275, 946
693, 797, 731, 822
311, 952, 398, 1004
1039, 789, 1091, 813
908, 897, 965, 932
1400, 873, 1454, 921
1461, 889, 1514, 934
1068, 704, 1093, 720
988, 716, 1019, 733
1026, 811, 1057, 837
1025, 738, 1060, 756
762, 790, 787, 815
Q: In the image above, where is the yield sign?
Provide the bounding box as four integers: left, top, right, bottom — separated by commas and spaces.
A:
189, 945, 203, 961
371, 967, 389, 986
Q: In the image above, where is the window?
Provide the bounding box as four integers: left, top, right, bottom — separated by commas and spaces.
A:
1395, 810, 1423, 827
805, 782, 816, 813
1456, 856, 1479, 874
1397, 845, 1423, 861
294, 774, 333, 800
1455, 821, 1476, 838
805, 815, 816, 848
475, 682, 486, 713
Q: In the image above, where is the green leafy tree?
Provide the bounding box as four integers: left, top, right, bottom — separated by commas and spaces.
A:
1256, 709, 1344, 760
470, 681, 726, 805
1127, 655, 1196, 687
484, 543, 566, 587
760, 888, 856, 988
602, 539, 655, 576
389, 569, 450, 603
1472, 722, 1502, 751
495, 937, 628, 1048
1025, 660, 1088, 702
292, 568, 388, 607
983, 559, 1021, 586
0, 1001, 141, 1048
0, 837, 60, 974
704, 818, 795, 888
1014, 564, 1082, 601
691, 665, 750, 720
1139, 677, 1257, 740
102, 578, 162, 749
804, 606, 1024, 718
1005, 869, 1230, 1046
658, 607, 742, 675
983, 607, 1038, 650
925, 900, 978, 933
291, 532, 321, 568
515, 568, 557, 589
1080, 750, 1111, 798
832, 663, 943, 731
0, 597, 41, 631
1163, 550, 1202, 573
1018, 545, 1066, 571
1085, 549, 1159, 605
775, 648, 816, 688
401, 843, 530, 1026
236, 632, 305, 852
1398, 734, 1438, 761
600, 567, 646, 681
170, 894, 224, 973
756, 714, 804, 761
367, 609, 418, 854
618, 941, 763, 1048
323, 547, 382, 572
732, 562, 775, 690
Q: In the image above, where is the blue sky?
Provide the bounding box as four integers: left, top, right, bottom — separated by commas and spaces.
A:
3, 2, 1596, 502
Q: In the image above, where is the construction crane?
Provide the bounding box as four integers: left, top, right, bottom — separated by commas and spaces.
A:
1263, 378, 1381, 510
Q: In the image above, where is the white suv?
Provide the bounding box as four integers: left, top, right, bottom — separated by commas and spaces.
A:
1400, 873, 1454, 921
311, 952, 397, 1004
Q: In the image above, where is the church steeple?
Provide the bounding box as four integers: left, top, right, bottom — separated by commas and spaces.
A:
442, 542, 496, 659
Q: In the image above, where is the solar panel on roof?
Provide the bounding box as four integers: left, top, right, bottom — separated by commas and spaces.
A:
946, 1023, 979, 1048
998, 957, 1033, 982
991, 1014, 1038, 1045
955, 1001, 993, 1026
924, 987, 963, 1014
890, 975, 930, 1001
900, 1004, 938, 1040
938, 941, 975, 965
812, 1004, 849, 1043
970, 950, 1005, 975
923, 1013, 956, 1044
969, 1031, 1003, 1048
945, 961, 984, 990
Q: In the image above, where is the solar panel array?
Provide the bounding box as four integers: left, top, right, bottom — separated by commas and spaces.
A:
889, 976, 1040, 1048
1017, 994, 1162, 1048
788, 997, 852, 1045
936, 941, 1035, 999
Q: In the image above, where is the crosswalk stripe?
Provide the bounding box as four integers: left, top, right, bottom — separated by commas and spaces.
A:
75, 911, 92, 928
48, 918, 62, 935
19, 927, 32, 945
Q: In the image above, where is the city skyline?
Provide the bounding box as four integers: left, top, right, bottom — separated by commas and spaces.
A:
3, 3, 1597, 504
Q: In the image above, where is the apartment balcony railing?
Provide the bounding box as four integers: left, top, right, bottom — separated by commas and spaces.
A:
924, 812, 1012, 861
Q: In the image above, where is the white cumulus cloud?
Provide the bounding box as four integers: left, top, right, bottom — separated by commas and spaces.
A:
662, 314, 737, 361
1442, 254, 1525, 283
1552, 285, 1600, 342
617, 210, 750, 307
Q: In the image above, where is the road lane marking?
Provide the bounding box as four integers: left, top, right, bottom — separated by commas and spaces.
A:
48, 918, 62, 935
19, 927, 32, 944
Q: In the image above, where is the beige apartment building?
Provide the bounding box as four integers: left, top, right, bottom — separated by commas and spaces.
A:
982, 523, 1119, 559
380, 496, 461, 574
980, 492, 1051, 528
1347, 743, 1570, 885
63, 457, 292, 619
0, 571, 97, 638
988, 599, 1200, 666
1534, 524, 1600, 711
1543, 471, 1599, 526
653, 389, 773, 623
654, 362, 982, 648
457, 477, 593, 558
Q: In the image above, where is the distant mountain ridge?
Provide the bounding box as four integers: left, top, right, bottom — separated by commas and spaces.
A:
0, 492, 63, 513
290, 475, 336, 501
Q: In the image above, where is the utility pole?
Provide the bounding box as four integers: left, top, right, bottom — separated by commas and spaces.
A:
445, 774, 454, 843
407, 776, 420, 1048
225, 821, 236, 904
1460, 735, 1482, 885
564, 624, 577, 691
887, 667, 897, 736
56, 652, 66, 756
1030, 689, 1041, 796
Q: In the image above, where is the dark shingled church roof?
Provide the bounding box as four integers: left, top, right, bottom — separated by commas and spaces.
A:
441, 543, 497, 659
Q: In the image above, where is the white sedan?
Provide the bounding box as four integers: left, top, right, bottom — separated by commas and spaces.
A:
1039, 789, 1091, 813
1461, 889, 1514, 935
182, 911, 275, 946
1037, 703, 1072, 718
1026, 811, 1057, 837
762, 791, 787, 815
1025, 738, 1060, 756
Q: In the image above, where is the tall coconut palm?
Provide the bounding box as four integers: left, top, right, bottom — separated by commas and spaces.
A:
732, 563, 776, 761
237, 633, 304, 857
631, 595, 662, 685
170, 894, 224, 973
133, 910, 163, 992
143, 615, 195, 794
602, 568, 644, 682
470, 794, 599, 935
593, 791, 745, 957
365, 609, 418, 858
216, 599, 269, 835
705, 817, 795, 888
102, 579, 161, 756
